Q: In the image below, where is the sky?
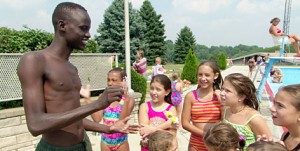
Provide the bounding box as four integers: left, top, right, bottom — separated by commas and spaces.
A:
1, 0, 300, 48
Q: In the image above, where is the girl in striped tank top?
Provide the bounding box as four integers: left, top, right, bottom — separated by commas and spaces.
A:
220, 73, 272, 149
81, 67, 135, 151
182, 61, 223, 151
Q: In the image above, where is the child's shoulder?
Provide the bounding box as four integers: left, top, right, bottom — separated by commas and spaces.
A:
140, 101, 150, 108
245, 107, 260, 115
187, 89, 196, 94
185, 90, 196, 98
244, 108, 263, 122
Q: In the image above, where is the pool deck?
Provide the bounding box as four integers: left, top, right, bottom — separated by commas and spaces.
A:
88, 65, 284, 151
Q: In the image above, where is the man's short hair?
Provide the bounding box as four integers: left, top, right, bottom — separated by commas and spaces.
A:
52, 2, 87, 30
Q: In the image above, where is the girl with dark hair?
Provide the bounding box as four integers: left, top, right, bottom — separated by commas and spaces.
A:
182, 61, 223, 151
270, 84, 300, 151
138, 74, 177, 151
220, 73, 272, 148
81, 67, 135, 151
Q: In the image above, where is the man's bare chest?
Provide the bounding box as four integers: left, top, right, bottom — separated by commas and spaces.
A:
44, 61, 81, 91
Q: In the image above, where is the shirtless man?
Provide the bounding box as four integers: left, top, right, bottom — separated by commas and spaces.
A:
17, 2, 138, 150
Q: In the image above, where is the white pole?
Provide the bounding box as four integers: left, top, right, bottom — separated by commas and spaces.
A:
124, 0, 132, 90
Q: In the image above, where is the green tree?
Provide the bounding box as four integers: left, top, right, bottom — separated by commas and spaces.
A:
96, 0, 147, 62
195, 44, 209, 61
181, 49, 198, 84
140, 0, 166, 65
209, 50, 220, 62
174, 26, 196, 64
165, 40, 174, 63
217, 53, 227, 70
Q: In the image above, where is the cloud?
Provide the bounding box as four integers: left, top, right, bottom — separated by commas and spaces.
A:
65, 0, 111, 36
171, 0, 230, 14
0, 0, 45, 11
236, 0, 283, 14
36, 9, 51, 20
129, 0, 144, 9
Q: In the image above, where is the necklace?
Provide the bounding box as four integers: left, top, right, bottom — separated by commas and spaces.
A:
231, 106, 246, 114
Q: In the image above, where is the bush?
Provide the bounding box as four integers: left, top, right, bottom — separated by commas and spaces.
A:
217, 53, 227, 70
181, 49, 199, 84
0, 26, 53, 53
0, 26, 98, 53
0, 100, 23, 110
130, 68, 147, 106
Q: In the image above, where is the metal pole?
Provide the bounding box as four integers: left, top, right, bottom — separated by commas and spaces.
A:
124, 0, 131, 90
281, 0, 292, 57
115, 54, 119, 67
256, 58, 279, 101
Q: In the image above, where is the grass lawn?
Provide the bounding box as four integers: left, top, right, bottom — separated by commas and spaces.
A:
164, 64, 185, 75
145, 64, 184, 92
147, 64, 185, 75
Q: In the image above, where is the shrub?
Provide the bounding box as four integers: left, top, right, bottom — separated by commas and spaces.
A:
217, 53, 227, 70
0, 26, 53, 53
0, 100, 23, 110
181, 49, 198, 84
130, 68, 147, 106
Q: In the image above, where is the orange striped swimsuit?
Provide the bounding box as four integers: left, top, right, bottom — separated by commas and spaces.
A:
189, 90, 221, 151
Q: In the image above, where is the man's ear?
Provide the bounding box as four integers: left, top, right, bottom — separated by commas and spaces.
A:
58, 20, 66, 31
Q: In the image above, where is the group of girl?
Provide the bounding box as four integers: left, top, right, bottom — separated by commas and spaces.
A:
80, 67, 182, 151
81, 60, 300, 151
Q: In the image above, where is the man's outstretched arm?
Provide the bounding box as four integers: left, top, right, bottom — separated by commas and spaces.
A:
83, 117, 140, 134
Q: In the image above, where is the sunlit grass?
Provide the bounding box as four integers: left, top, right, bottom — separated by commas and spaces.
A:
145, 64, 184, 92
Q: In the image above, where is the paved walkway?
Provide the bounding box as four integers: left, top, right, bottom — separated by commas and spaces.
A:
88, 65, 283, 150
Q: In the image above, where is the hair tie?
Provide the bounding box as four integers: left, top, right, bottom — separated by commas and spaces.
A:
239, 135, 246, 141
239, 135, 246, 148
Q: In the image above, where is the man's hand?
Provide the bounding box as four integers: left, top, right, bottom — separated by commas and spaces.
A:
96, 86, 124, 109
109, 116, 140, 134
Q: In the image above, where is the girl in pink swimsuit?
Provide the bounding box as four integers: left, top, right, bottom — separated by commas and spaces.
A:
139, 74, 178, 151
81, 67, 135, 151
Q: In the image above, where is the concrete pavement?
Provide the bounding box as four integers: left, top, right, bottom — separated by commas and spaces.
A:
88, 65, 283, 150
